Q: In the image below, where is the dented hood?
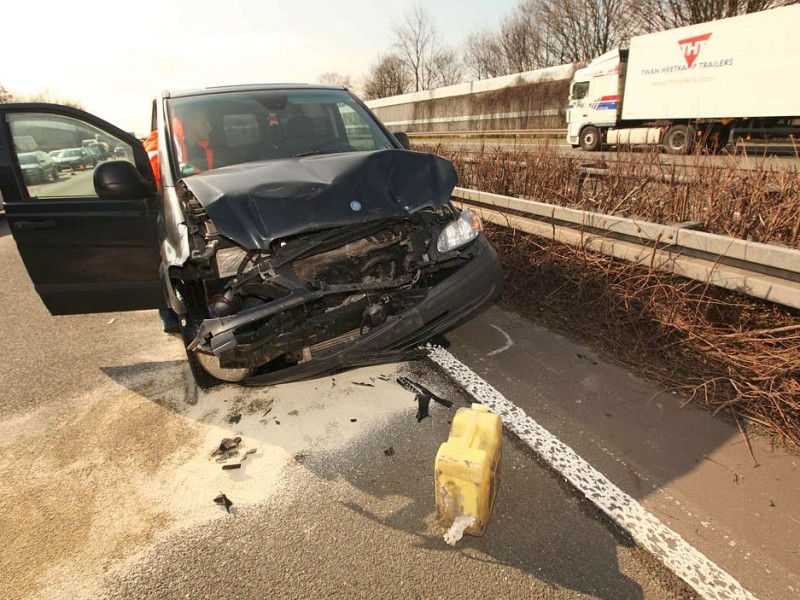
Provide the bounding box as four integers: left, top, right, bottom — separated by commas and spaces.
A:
181, 149, 458, 250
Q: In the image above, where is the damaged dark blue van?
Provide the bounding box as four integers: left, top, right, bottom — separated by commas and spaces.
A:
0, 85, 502, 388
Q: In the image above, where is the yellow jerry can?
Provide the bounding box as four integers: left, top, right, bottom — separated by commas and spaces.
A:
434, 403, 502, 537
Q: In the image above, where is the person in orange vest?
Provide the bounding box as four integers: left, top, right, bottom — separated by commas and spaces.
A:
143, 107, 214, 188
173, 108, 214, 174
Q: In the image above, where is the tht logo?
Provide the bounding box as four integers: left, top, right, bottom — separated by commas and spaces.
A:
678, 32, 712, 67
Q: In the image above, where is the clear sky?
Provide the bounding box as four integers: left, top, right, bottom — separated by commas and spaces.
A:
2, 0, 519, 135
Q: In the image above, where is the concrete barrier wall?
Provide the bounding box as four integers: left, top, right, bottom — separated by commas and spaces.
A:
365, 63, 577, 133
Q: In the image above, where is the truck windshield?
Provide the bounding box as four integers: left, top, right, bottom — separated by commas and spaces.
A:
166, 89, 395, 177
571, 82, 589, 100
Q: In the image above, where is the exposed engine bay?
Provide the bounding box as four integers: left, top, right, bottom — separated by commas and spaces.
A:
173, 188, 487, 383
162, 149, 503, 387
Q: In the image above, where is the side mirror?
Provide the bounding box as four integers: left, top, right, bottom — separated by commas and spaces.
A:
392, 131, 412, 150
94, 160, 155, 200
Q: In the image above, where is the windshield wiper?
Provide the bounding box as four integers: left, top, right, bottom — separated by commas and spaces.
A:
294, 149, 341, 158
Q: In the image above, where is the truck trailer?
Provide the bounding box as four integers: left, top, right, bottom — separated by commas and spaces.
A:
566, 5, 800, 154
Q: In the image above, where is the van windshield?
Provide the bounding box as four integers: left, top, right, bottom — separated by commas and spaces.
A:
166, 89, 395, 177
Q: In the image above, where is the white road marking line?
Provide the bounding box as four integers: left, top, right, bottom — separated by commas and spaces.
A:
486, 324, 514, 356
427, 345, 757, 600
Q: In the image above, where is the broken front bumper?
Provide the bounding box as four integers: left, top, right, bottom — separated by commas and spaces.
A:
195, 234, 503, 386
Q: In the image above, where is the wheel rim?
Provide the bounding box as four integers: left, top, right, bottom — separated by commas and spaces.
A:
195, 352, 250, 382
583, 132, 596, 147
669, 131, 686, 151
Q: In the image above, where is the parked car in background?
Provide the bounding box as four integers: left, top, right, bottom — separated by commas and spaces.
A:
84, 145, 104, 164
54, 147, 95, 171
18, 151, 59, 184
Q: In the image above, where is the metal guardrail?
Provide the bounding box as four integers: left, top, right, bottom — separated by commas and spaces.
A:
408, 129, 566, 139
452, 187, 800, 310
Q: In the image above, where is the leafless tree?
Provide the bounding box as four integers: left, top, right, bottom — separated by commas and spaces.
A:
531, 0, 639, 64
630, 0, 795, 31
362, 55, 412, 100
498, 2, 547, 72
17, 87, 86, 109
392, 5, 463, 91
0, 85, 15, 103
431, 48, 464, 86
317, 72, 354, 89
463, 30, 507, 80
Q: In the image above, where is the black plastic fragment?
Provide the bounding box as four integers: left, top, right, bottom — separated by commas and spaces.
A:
397, 377, 454, 408
213, 493, 233, 513
213, 436, 242, 456
416, 394, 431, 422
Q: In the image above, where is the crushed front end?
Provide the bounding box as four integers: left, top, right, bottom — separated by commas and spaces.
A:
168, 150, 503, 385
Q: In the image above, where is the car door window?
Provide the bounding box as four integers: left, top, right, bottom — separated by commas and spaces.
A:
7, 113, 135, 199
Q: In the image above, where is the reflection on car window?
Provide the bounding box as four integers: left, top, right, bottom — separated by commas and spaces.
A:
7, 113, 135, 199
166, 89, 394, 176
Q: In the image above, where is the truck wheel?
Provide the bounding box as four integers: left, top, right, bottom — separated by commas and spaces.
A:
663, 125, 695, 155
579, 126, 601, 152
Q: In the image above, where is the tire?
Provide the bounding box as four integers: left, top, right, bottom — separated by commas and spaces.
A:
579, 126, 601, 152
663, 124, 695, 155
181, 311, 223, 390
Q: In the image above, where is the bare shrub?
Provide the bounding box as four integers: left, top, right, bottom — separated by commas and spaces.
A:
487, 224, 800, 448
425, 142, 800, 447
424, 143, 800, 248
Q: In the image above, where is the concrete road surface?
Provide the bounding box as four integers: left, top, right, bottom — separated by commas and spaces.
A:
5, 212, 798, 599
0, 219, 697, 599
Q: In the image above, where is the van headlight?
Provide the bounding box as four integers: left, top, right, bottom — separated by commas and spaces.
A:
436, 210, 482, 253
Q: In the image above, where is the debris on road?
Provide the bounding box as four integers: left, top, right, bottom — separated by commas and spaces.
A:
352, 381, 375, 387
227, 413, 242, 425
350, 418, 358, 423
215, 450, 239, 463
443, 515, 475, 546
241, 448, 257, 461
213, 493, 233, 513
384, 446, 395, 457
222, 463, 242, 470
397, 377, 454, 408
416, 395, 431, 422
212, 436, 242, 456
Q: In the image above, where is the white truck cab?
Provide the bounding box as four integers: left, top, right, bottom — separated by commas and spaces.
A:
566, 49, 623, 151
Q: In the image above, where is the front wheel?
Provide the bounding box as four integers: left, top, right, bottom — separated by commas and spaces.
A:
181, 311, 224, 390
663, 124, 695, 155
579, 126, 601, 152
